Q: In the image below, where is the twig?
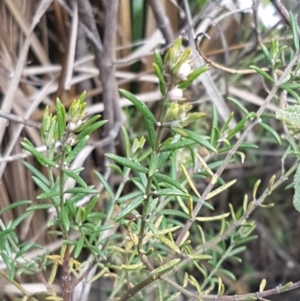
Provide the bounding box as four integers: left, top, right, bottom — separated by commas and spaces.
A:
162, 276, 300, 300
147, 0, 174, 44
270, 0, 290, 26
119, 162, 299, 301
56, 0, 103, 52
62, 244, 72, 301
252, 0, 261, 45
0, 270, 39, 301
0, 110, 41, 129
77, 0, 103, 52
99, 0, 119, 154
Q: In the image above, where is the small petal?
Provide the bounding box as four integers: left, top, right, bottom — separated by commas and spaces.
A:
168, 88, 183, 101
68, 122, 76, 131
177, 63, 192, 80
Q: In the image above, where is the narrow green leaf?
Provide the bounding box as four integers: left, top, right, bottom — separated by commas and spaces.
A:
238, 143, 259, 149
227, 97, 249, 115
155, 188, 190, 198
119, 89, 156, 123
259, 123, 281, 144
89, 223, 114, 233
153, 63, 166, 95
115, 195, 145, 221
154, 50, 164, 73
61, 207, 70, 231
121, 127, 131, 158
32, 176, 50, 193
84, 195, 100, 220
79, 91, 87, 103
293, 164, 300, 212
21, 140, 57, 167
26, 204, 54, 211
66, 135, 89, 163
227, 118, 247, 140
138, 148, 153, 163
0, 200, 32, 215
228, 246, 246, 257
150, 259, 180, 275
94, 171, 114, 200
220, 112, 234, 134
178, 65, 209, 89
249, 66, 274, 82
154, 173, 188, 193
260, 43, 271, 64
56, 98, 66, 139
1, 252, 12, 274
16, 243, 41, 258
117, 191, 143, 204
160, 209, 189, 219
280, 83, 300, 90
280, 86, 300, 102
75, 115, 101, 132
219, 268, 236, 281
148, 152, 158, 177
65, 187, 98, 194
147, 221, 159, 237
0, 228, 14, 239
290, 12, 299, 51
76, 120, 107, 141
160, 138, 196, 152
64, 170, 87, 188
37, 190, 60, 200
12, 211, 32, 228
157, 151, 172, 168
106, 153, 148, 173
23, 161, 50, 187
89, 245, 106, 260
144, 117, 156, 149
210, 106, 219, 146
175, 128, 217, 153
74, 236, 84, 258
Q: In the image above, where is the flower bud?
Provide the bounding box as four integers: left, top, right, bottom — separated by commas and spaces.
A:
177, 63, 192, 80
68, 122, 76, 131
168, 87, 183, 101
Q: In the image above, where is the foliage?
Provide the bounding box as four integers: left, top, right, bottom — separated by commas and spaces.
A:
1, 5, 300, 301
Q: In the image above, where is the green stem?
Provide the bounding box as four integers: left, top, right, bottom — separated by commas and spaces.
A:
137, 92, 169, 252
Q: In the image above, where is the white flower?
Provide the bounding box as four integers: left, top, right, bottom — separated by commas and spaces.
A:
68, 122, 76, 131
168, 87, 183, 101
177, 63, 192, 80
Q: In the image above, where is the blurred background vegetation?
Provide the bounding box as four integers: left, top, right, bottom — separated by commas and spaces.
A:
0, 0, 300, 300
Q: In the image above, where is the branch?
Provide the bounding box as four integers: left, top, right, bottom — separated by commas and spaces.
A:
77, 0, 103, 52
119, 162, 299, 301
0, 110, 41, 129
270, 0, 290, 26
99, 0, 120, 153
147, 0, 174, 44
